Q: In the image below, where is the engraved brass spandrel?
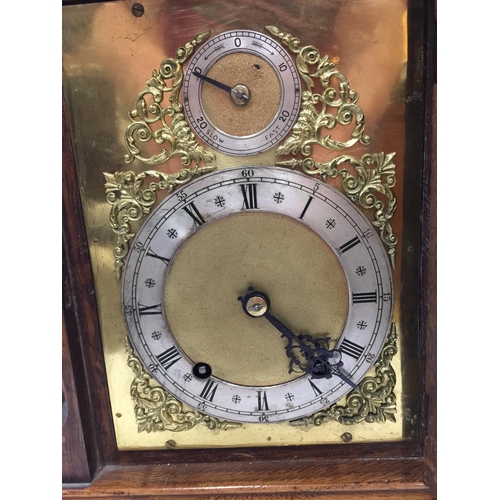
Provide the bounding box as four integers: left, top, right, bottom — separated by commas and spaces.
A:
126, 338, 241, 433
263, 26, 397, 267
126, 324, 397, 433
266, 25, 371, 156
63, 0, 411, 450
107, 25, 397, 276
108, 26, 400, 438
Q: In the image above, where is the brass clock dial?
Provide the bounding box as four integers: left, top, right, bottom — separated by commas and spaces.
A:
122, 166, 393, 424
61, 0, 437, 489
183, 30, 301, 155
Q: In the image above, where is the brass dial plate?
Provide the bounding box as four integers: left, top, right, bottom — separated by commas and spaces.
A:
165, 211, 349, 387
122, 166, 393, 424
63, 0, 412, 449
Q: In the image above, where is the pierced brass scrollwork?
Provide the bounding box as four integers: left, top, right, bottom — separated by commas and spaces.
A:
104, 166, 215, 279
266, 25, 371, 155
276, 153, 397, 268
267, 26, 397, 267
125, 325, 397, 433
290, 323, 397, 427
123, 31, 216, 167
126, 338, 241, 433
109, 27, 400, 435
107, 32, 219, 279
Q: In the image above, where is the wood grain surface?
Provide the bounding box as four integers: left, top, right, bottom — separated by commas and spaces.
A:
62, 313, 91, 484
63, 460, 434, 498
422, 1, 437, 489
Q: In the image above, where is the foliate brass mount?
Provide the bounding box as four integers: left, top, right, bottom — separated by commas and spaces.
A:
125, 325, 397, 433
126, 338, 241, 433
104, 166, 216, 279
290, 323, 398, 427
276, 153, 398, 268
266, 25, 371, 155
124, 26, 371, 165
123, 26, 372, 165
105, 27, 399, 433
123, 31, 216, 167
106, 32, 221, 279
266, 26, 398, 268
107, 27, 398, 274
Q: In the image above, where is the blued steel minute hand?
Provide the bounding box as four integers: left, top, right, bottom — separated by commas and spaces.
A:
238, 286, 357, 387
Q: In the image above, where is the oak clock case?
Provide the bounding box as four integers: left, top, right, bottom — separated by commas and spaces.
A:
62, 1, 416, 453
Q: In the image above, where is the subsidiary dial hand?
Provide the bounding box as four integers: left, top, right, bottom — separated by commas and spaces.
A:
238, 287, 357, 386
194, 70, 250, 106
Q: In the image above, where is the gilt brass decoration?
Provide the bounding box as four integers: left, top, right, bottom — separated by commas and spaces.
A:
104, 166, 216, 279
108, 24, 397, 275
276, 153, 398, 267
266, 26, 371, 155
63, 1, 411, 449
126, 338, 242, 433
123, 31, 216, 167
125, 324, 397, 432
290, 323, 397, 427
113, 27, 398, 433
266, 26, 397, 267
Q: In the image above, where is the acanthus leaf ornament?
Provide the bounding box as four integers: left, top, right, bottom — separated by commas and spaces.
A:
126, 338, 241, 433
104, 165, 216, 280
276, 153, 398, 268
126, 323, 397, 432
290, 324, 397, 427
122, 166, 394, 425
266, 25, 371, 156
266, 26, 397, 267
105, 27, 400, 435
123, 31, 216, 167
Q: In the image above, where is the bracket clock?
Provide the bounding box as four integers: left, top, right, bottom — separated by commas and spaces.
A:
62, 0, 436, 497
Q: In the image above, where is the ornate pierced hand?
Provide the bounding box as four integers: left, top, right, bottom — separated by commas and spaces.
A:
238, 287, 356, 387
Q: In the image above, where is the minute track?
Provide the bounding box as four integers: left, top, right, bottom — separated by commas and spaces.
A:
122, 166, 393, 423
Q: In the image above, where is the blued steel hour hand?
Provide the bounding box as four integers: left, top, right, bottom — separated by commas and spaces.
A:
238, 287, 357, 387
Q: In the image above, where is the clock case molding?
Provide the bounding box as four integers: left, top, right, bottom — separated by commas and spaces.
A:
62, 0, 436, 497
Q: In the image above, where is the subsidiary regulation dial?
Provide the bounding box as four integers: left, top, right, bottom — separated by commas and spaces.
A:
183, 30, 301, 156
